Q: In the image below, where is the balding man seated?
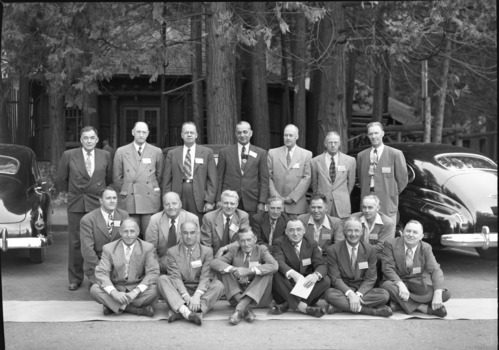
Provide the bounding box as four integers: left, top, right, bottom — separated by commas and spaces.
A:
381, 220, 451, 318
146, 192, 199, 274
157, 221, 224, 325
210, 229, 278, 325
324, 218, 392, 317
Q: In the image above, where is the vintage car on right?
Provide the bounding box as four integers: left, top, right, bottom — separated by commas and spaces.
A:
349, 142, 497, 260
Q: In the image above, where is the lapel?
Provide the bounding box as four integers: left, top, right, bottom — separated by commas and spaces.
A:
113, 240, 127, 280
228, 145, 243, 176
394, 238, 407, 273
74, 148, 90, 180
288, 146, 300, 170
244, 145, 257, 172
229, 211, 241, 241
215, 210, 225, 239
283, 236, 301, 270
175, 146, 184, 170
110, 210, 126, 241
278, 146, 288, 169
95, 210, 111, 241
176, 244, 191, 280
261, 212, 271, 240
193, 146, 203, 175
340, 241, 355, 276
318, 153, 332, 185
127, 240, 143, 280
93, 149, 104, 178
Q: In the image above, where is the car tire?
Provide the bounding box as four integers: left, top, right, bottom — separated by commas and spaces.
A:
29, 248, 46, 264
475, 247, 498, 260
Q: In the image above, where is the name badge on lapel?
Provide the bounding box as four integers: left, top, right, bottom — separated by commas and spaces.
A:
195, 158, 204, 164
142, 158, 152, 164
249, 150, 257, 158
321, 233, 331, 240
337, 165, 346, 172
113, 220, 121, 227
358, 261, 369, 270
229, 223, 239, 232
292, 163, 300, 169
412, 266, 421, 274
302, 258, 311, 266
191, 260, 202, 269
369, 233, 378, 240
382, 167, 392, 173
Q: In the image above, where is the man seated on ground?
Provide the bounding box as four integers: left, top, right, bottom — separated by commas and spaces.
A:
201, 190, 250, 257
210, 228, 278, 325
80, 186, 129, 286
250, 196, 290, 249
324, 218, 392, 317
146, 192, 199, 274
298, 193, 344, 255
90, 218, 159, 317
381, 220, 451, 318
270, 219, 331, 318
157, 221, 224, 326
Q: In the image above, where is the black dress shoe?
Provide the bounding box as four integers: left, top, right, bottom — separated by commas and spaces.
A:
229, 309, 244, 325
244, 308, 256, 322
103, 305, 113, 316
389, 300, 402, 312
187, 312, 202, 326
427, 305, 447, 318
137, 305, 154, 317
373, 305, 393, 317
68, 283, 80, 291
168, 312, 184, 323
325, 304, 339, 315
270, 302, 289, 315
305, 306, 325, 318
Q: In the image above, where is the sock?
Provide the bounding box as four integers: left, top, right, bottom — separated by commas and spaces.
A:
178, 304, 191, 319
236, 296, 252, 312
297, 302, 308, 314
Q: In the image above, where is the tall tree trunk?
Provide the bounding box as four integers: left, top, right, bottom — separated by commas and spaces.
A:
205, 2, 236, 144
17, 76, 30, 146
372, 6, 385, 123
82, 92, 98, 127
291, 11, 307, 148
432, 36, 452, 144
191, 2, 204, 143
248, 1, 270, 149
48, 85, 65, 169
0, 2, 10, 144
280, 31, 291, 125
345, 47, 358, 129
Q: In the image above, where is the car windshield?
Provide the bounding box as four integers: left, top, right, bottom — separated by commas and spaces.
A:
0, 156, 20, 175
435, 153, 497, 170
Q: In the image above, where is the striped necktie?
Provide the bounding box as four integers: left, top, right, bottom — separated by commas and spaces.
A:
329, 155, 336, 183
184, 148, 192, 179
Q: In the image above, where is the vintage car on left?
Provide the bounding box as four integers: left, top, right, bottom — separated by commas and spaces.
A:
0, 143, 53, 263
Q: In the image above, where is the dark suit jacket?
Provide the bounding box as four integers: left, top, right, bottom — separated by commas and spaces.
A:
326, 240, 377, 296
210, 244, 278, 276
357, 145, 408, 216
250, 211, 290, 248
216, 144, 269, 212
163, 144, 218, 213
271, 235, 327, 278
166, 242, 215, 294
381, 237, 445, 291
351, 211, 395, 255
113, 142, 164, 214
200, 208, 250, 255
95, 239, 160, 291
298, 213, 344, 254
311, 152, 356, 218
80, 207, 129, 282
56, 147, 112, 213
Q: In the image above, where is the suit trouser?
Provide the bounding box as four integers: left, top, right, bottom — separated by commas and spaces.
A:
129, 214, 152, 240
324, 287, 389, 312
90, 284, 158, 314
68, 211, 85, 285
157, 275, 224, 314
272, 273, 331, 310
221, 273, 274, 307
381, 280, 451, 314
181, 182, 203, 220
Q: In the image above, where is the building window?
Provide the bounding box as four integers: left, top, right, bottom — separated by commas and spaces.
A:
65, 108, 83, 143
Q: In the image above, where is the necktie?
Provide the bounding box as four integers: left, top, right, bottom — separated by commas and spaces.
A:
329, 155, 336, 183
183, 148, 192, 179
167, 219, 177, 249
406, 248, 414, 274
187, 248, 193, 270
269, 219, 276, 245
351, 246, 357, 271
138, 146, 142, 157
241, 146, 247, 173
286, 149, 291, 167
244, 253, 250, 268
221, 217, 231, 246
125, 246, 132, 278
85, 151, 93, 177
108, 213, 113, 236
293, 243, 300, 259
369, 149, 378, 193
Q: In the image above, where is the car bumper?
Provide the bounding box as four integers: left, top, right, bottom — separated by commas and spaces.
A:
0, 227, 50, 251
440, 226, 498, 249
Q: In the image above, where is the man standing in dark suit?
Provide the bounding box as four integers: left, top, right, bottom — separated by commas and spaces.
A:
381, 220, 451, 317
113, 121, 164, 238
357, 122, 408, 224
211, 229, 278, 325
163, 122, 217, 220
250, 196, 289, 249
56, 126, 113, 291
324, 218, 392, 317
298, 193, 344, 255
311, 131, 356, 219
216, 121, 269, 216
90, 218, 159, 317
80, 186, 129, 286
157, 221, 224, 325
270, 219, 331, 318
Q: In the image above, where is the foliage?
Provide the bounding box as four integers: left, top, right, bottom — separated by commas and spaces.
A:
37, 161, 67, 205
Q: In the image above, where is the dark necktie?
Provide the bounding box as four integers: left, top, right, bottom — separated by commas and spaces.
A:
329, 155, 336, 183
85, 151, 92, 176
293, 243, 300, 259
138, 146, 142, 157
241, 146, 247, 173
244, 253, 250, 268
167, 218, 177, 249
269, 219, 277, 245
286, 149, 291, 167
406, 248, 414, 274
221, 216, 231, 246
351, 246, 357, 271
184, 148, 192, 179
108, 213, 113, 236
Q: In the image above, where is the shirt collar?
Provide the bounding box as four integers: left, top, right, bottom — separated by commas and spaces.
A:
404, 244, 417, 255
82, 148, 94, 156
184, 144, 196, 152
101, 208, 114, 220
238, 143, 250, 152
308, 215, 330, 229
372, 144, 384, 156
223, 214, 232, 222
134, 142, 145, 152
123, 242, 136, 252
360, 213, 383, 226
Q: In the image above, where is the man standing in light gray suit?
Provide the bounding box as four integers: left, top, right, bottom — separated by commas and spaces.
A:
311, 131, 356, 219
268, 124, 312, 216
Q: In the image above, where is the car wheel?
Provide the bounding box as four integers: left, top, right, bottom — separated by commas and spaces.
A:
29, 248, 46, 264
475, 247, 498, 260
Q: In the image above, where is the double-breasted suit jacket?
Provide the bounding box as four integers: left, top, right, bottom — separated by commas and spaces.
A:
113, 142, 164, 214
311, 152, 356, 218
268, 145, 312, 215
216, 144, 269, 213
298, 213, 345, 254
80, 207, 129, 283
56, 147, 113, 213
357, 145, 408, 217
163, 145, 218, 213
250, 211, 290, 248
200, 208, 250, 255
145, 209, 200, 273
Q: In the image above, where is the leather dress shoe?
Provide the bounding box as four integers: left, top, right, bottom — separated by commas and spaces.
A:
305, 306, 325, 318
168, 312, 184, 323
270, 302, 289, 315
373, 305, 393, 317
389, 300, 402, 312
244, 308, 256, 322
68, 283, 80, 291
103, 305, 113, 316
427, 305, 447, 318
136, 305, 154, 317
187, 312, 202, 326
325, 304, 339, 315
229, 309, 244, 325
